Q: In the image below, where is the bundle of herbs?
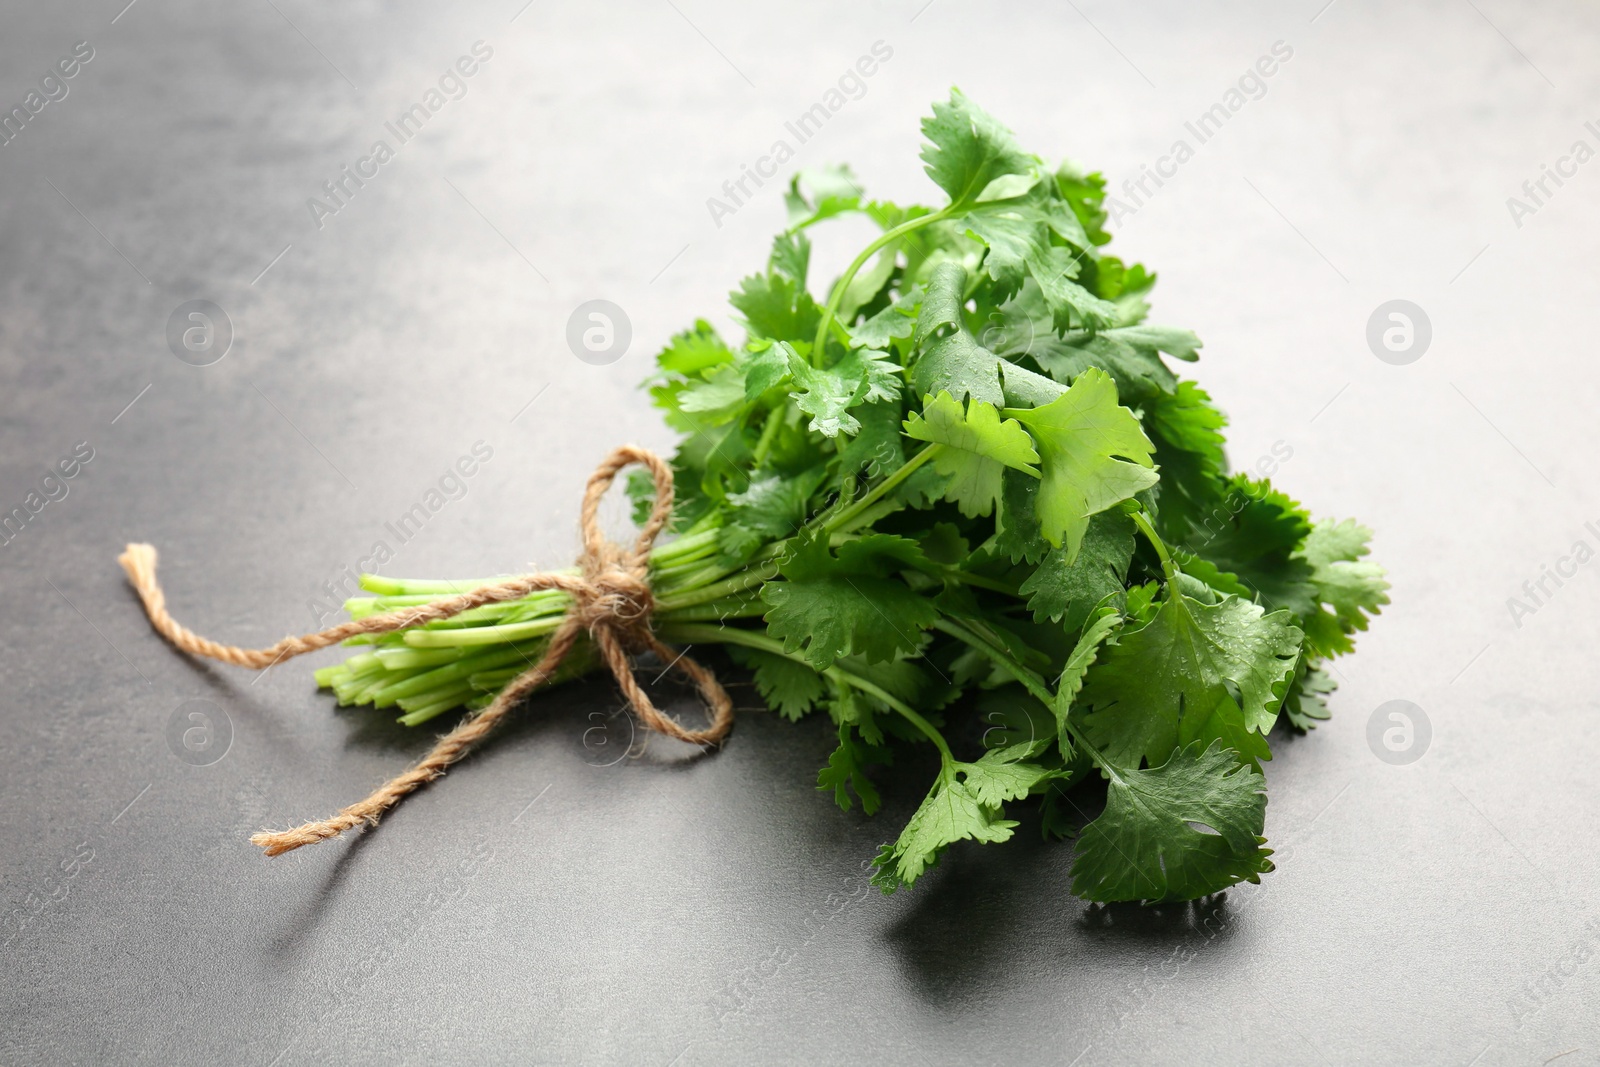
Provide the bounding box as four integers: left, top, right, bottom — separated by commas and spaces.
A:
312, 91, 1387, 902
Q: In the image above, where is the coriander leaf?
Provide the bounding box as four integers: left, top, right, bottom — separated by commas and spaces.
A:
1053, 161, 1112, 247
960, 745, 1057, 807
903, 392, 1039, 518
834, 347, 902, 405
999, 359, 1068, 408
922, 522, 971, 566
1007, 367, 1159, 558
1296, 519, 1389, 659
849, 286, 920, 348
916, 332, 1006, 408
769, 230, 811, 286
1283, 659, 1336, 731
1070, 741, 1274, 903
826, 676, 885, 745
1186, 692, 1273, 769
963, 184, 1097, 303
990, 467, 1049, 565
1077, 591, 1302, 769
1184, 477, 1318, 618
976, 687, 1057, 751
761, 532, 940, 670
718, 469, 825, 559
964, 206, 1040, 299
783, 346, 902, 438
817, 723, 884, 814
742, 339, 795, 400
1027, 244, 1118, 332
1053, 605, 1122, 760
786, 360, 865, 436
655, 320, 736, 377
730, 272, 822, 343
676, 362, 747, 423
1031, 325, 1200, 402
911, 263, 1005, 406
913, 260, 967, 344
837, 400, 905, 480
1142, 380, 1229, 535
785, 164, 863, 231
727, 645, 827, 722
871, 776, 1017, 892
919, 88, 1036, 208
1019, 512, 1134, 628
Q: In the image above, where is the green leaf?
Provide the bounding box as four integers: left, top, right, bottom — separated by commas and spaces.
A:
769, 230, 811, 286
989, 468, 1049, 565
1070, 741, 1274, 903
785, 164, 863, 231
1142, 380, 1229, 535
676, 362, 747, 423
730, 272, 822, 343
1019, 512, 1134, 627
837, 400, 905, 480
761, 532, 941, 670
910, 263, 1005, 406
1184, 477, 1318, 618
1006, 367, 1159, 557
960, 744, 1057, 807
1053, 605, 1122, 760
786, 359, 865, 437
903, 392, 1039, 518
919, 88, 1036, 208
871, 775, 1017, 892
1077, 590, 1302, 769
1282, 659, 1336, 731
849, 287, 920, 348
817, 722, 883, 814
718, 469, 825, 559
1001, 281, 1200, 402
1027, 244, 1119, 332
783, 346, 902, 438
655, 320, 736, 377
742, 340, 794, 400
1296, 519, 1389, 659
727, 646, 826, 722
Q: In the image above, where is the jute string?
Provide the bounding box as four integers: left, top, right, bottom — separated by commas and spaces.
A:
117, 445, 733, 856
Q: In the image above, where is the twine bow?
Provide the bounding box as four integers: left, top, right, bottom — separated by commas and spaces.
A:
118, 445, 733, 856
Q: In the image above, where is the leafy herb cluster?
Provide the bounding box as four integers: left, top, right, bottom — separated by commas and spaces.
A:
313, 91, 1388, 903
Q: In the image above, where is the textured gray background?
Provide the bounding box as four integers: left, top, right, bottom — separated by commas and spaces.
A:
1, 0, 1597, 1064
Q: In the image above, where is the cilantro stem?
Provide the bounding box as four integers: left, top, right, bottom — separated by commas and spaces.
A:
751, 403, 785, 465
824, 444, 942, 534
654, 561, 779, 612
932, 616, 1122, 783
658, 621, 955, 765
809, 206, 952, 365
827, 667, 954, 766
1129, 508, 1179, 587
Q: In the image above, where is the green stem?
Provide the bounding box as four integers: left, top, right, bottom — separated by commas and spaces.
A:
827, 667, 954, 766
1128, 508, 1178, 587
809, 206, 952, 365
751, 403, 785, 465
933, 617, 1121, 782
824, 444, 941, 535
659, 621, 954, 764
654, 562, 779, 613
657, 595, 766, 622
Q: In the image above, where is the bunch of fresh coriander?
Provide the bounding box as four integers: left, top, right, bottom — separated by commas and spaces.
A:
314, 90, 1387, 902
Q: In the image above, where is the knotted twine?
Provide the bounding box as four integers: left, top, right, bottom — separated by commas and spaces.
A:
117, 445, 733, 856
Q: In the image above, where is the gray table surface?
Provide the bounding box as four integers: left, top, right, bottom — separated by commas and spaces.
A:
3, 0, 1598, 1063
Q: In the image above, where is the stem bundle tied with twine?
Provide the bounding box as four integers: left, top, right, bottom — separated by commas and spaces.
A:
118, 445, 733, 856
